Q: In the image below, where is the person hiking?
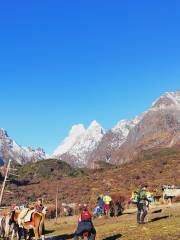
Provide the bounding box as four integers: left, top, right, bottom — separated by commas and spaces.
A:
137, 185, 150, 224
131, 191, 139, 204
74, 206, 96, 240
96, 194, 104, 216
97, 195, 104, 209
103, 192, 112, 216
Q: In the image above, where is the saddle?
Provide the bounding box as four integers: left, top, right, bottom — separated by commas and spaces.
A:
18, 208, 35, 227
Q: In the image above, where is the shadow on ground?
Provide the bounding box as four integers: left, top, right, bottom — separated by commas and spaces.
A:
46, 233, 74, 240
103, 234, 122, 240
150, 215, 169, 222
45, 230, 55, 234
151, 209, 162, 214
123, 212, 135, 215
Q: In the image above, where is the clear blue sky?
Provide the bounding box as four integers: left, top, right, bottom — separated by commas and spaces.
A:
0, 0, 180, 154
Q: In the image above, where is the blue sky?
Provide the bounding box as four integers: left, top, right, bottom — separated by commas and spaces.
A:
0, 0, 180, 153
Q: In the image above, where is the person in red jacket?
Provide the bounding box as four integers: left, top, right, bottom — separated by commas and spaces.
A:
74, 206, 96, 240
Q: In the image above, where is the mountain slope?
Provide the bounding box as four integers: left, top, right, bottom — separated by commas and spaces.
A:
88, 117, 145, 167
5, 145, 180, 206
112, 91, 180, 164
0, 128, 46, 165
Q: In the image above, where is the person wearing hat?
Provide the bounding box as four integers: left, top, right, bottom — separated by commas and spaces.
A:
74, 206, 96, 240
137, 185, 149, 224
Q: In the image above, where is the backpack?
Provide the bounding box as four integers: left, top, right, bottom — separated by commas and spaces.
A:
137, 190, 148, 203
81, 212, 92, 222
131, 192, 140, 204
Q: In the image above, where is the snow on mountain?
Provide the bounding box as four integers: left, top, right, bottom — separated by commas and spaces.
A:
151, 91, 180, 110
111, 114, 145, 145
2, 91, 179, 168
52, 91, 180, 167
109, 120, 135, 149
71, 120, 105, 157
53, 124, 86, 156
112, 120, 131, 136
110, 90, 180, 165
53, 120, 105, 166
87, 117, 144, 165
0, 128, 46, 165
53, 119, 139, 166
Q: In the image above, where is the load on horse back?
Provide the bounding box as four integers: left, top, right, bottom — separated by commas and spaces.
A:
9, 199, 47, 240
9, 208, 46, 240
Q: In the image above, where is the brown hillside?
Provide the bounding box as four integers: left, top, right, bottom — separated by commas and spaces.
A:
2, 146, 180, 210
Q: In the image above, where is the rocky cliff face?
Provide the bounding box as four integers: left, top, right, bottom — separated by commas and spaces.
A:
111, 91, 180, 164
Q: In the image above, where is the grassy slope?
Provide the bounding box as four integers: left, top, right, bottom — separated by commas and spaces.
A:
45, 203, 180, 240
17, 159, 85, 181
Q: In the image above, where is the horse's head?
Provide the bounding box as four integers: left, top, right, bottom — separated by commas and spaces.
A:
9, 209, 20, 224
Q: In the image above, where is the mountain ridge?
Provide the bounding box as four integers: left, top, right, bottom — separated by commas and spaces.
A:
1, 90, 180, 167
53, 90, 180, 167
0, 128, 46, 165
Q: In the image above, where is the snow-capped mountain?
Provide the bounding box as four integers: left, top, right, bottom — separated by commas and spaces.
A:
111, 91, 180, 164
2, 91, 179, 168
52, 119, 140, 167
53, 120, 105, 166
0, 128, 46, 165
52, 91, 180, 168
87, 113, 148, 166
151, 91, 180, 110
53, 124, 86, 156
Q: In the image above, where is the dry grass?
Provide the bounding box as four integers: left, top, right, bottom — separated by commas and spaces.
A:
2, 145, 179, 211
45, 203, 180, 240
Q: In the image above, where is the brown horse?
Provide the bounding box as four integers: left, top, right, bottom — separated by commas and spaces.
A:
10, 210, 45, 240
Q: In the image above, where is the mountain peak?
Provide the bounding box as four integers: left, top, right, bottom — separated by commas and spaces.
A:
0, 129, 46, 164
0, 128, 8, 137
87, 121, 105, 136
88, 120, 102, 129
69, 124, 86, 135
53, 90, 180, 167
152, 91, 180, 110
53, 124, 86, 156
53, 120, 105, 165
